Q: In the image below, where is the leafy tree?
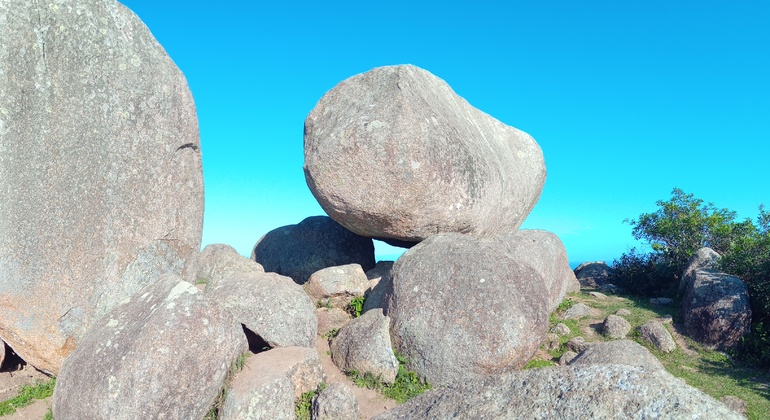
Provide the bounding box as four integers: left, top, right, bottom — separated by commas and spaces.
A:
625, 188, 751, 279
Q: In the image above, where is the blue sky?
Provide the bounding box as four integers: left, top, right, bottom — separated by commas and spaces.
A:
120, 0, 769, 264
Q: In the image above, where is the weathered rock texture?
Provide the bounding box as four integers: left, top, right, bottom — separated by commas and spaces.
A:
207, 272, 317, 348
363, 262, 394, 313
502, 230, 578, 312
602, 314, 632, 339
304, 65, 546, 244
563, 302, 591, 319
222, 347, 325, 420
574, 261, 611, 288
0, 0, 203, 373
252, 216, 375, 284
312, 382, 359, 420
374, 364, 742, 420
331, 309, 399, 383
569, 340, 665, 372
52, 275, 246, 420
679, 247, 721, 296
305, 264, 369, 309
196, 244, 264, 290
387, 233, 549, 387
683, 269, 751, 349
638, 321, 676, 353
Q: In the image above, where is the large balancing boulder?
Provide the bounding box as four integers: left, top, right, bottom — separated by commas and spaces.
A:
304, 65, 546, 244
52, 275, 248, 420
387, 233, 550, 387
0, 0, 202, 373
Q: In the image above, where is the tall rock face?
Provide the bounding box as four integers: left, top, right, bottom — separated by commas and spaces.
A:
304, 65, 546, 244
0, 0, 203, 373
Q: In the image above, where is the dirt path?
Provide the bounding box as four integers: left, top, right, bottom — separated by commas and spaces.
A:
315, 335, 398, 419
0, 364, 51, 420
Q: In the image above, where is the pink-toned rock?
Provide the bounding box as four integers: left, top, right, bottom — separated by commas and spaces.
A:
305, 264, 369, 309
52, 275, 247, 420
0, 0, 202, 374
304, 65, 545, 244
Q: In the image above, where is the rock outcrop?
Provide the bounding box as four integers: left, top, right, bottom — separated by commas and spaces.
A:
207, 272, 317, 348
682, 269, 751, 349
252, 216, 375, 284
570, 339, 665, 372
373, 364, 742, 419
574, 261, 611, 288
387, 233, 549, 386
52, 275, 247, 420
196, 244, 264, 290
0, 0, 203, 374
304, 65, 545, 244
502, 230, 579, 311
679, 247, 721, 296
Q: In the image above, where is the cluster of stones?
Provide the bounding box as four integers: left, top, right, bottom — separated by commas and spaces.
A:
0, 0, 751, 419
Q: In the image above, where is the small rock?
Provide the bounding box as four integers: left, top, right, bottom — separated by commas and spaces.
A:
615, 309, 632, 317
544, 334, 561, 352
563, 303, 591, 320
650, 297, 674, 306
550, 323, 571, 336
312, 382, 359, 420
331, 309, 399, 383
602, 315, 631, 339
719, 395, 748, 417
305, 264, 370, 309
566, 337, 591, 353
317, 308, 352, 336
558, 351, 578, 365
638, 321, 676, 353
660, 314, 673, 324
587, 291, 607, 299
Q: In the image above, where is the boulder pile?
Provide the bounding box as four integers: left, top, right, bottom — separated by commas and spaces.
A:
0, 1, 747, 418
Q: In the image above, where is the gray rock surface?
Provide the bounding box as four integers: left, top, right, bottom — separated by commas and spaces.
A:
305, 264, 370, 309
544, 334, 561, 352
363, 261, 394, 313
196, 244, 264, 290
558, 351, 578, 365
304, 65, 546, 244
0, 0, 203, 374
373, 364, 742, 420
574, 261, 611, 288
720, 395, 748, 417
638, 321, 676, 353
569, 340, 665, 372
331, 309, 399, 383
602, 314, 632, 339
566, 336, 591, 353
550, 323, 571, 336
683, 269, 751, 349
312, 382, 359, 420
387, 233, 549, 387
252, 216, 375, 284
563, 302, 591, 319
679, 247, 721, 296
502, 230, 579, 312
222, 347, 325, 420
207, 272, 317, 348
52, 275, 247, 420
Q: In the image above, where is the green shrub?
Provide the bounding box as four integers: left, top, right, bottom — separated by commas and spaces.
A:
346, 296, 365, 318
346, 352, 431, 404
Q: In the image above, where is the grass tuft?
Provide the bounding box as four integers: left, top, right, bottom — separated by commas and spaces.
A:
0, 376, 56, 416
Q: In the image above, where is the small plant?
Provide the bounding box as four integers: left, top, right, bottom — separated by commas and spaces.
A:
555, 297, 575, 313
43, 407, 53, 420
346, 352, 431, 404
322, 328, 340, 342
205, 352, 250, 419
295, 383, 327, 420
316, 299, 333, 310
195, 278, 208, 285
524, 358, 557, 369
0, 376, 56, 416
346, 296, 365, 318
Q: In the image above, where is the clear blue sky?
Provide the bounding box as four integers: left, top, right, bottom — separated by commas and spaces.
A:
121, 0, 769, 264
